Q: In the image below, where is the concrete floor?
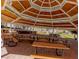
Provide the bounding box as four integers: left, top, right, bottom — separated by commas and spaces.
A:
1, 40, 78, 59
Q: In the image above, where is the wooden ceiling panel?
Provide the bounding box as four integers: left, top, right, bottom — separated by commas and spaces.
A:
1, 15, 14, 22
18, 19, 34, 23
15, 19, 34, 25
34, 0, 42, 6
35, 22, 74, 27
53, 26, 75, 28
44, 0, 49, 2
35, 25, 52, 27
1, 10, 17, 19
58, 0, 63, 3
50, 0, 54, 2
16, 22, 34, 25
73, 20, 78, 25
37, 22, 52, 25
42, 3, 50, 7
24, 11, 37, 17
62, 3, 75, 12
68, 0, 77, 3
68, 6, 78, 16
38, 15, 51, 19
1, 0, 5, 7
12, 1, 24, 12
35, 23, 52, 27
40, 0, 53, 2
51, 1, 59, 7
52, 14, 68, 19
53, 23, 72, 25
40, 0, 44, 1
19, 0, 31, 9
32, 0, 36, 2
51, 10, 63, 15
28, 8, 39, 14
40, 11, 51, 15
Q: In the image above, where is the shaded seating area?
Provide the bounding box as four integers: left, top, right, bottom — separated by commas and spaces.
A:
1, 28, 77, 59
1, 0, 78, 59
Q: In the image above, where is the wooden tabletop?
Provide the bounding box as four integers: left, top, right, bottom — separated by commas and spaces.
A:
32, 41, 70, 50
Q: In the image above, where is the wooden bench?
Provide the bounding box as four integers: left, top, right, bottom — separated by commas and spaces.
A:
32, 41, 70, 50
32, 41, 69, 59
2, 33, 18, 42
31, 54, 63, 59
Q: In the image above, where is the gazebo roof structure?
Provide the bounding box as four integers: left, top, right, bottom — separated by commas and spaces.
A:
1, 0, 78, 30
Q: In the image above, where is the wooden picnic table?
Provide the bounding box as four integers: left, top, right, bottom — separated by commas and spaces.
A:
32, 41, 69, 56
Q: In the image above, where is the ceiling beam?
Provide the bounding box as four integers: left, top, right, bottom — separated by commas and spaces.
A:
21, 7, 31, 13
34, 0, 46, 26
11, 18, 20, 23
55, 0, 77, 28
66, 1, 77, 5
17, 0, 25, 10
67, 5, 77, 13
2, 0, 8, 10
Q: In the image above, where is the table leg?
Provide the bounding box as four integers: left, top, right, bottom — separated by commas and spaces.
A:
48, 38, 50, 43
52, 39, 55, 43
35, 47, 37, 54
56, 49, 63, 56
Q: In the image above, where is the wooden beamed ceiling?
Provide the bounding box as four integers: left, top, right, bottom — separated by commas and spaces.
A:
11, 0, 78, 16
1, 0, 78, 29
1, 15, 14, 22
1, 0, 5, 7
14, 18, 77, 28
68, 0, 77, 3
1, 9, 18, 19
23, 8, 68, 19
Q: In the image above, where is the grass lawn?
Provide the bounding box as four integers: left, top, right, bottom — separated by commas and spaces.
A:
58, 33, 77, 39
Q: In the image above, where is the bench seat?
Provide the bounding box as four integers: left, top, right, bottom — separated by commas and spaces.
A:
31, 54, 63, 59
